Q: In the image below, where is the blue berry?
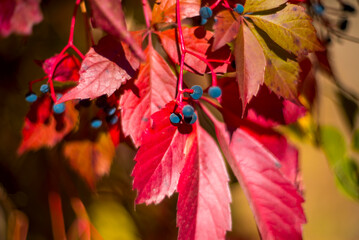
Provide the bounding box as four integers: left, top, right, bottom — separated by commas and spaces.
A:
91, 118, 102, 128
25, 92, 37, 103
313, 3, 325, 15
208, 86, 222, 98
106, 106, 117, 116
170, 113, 181, 124
233, 4, 244, 14
53, 102, 65, 114
200, 6, 212, 19
182, 105, 194, 117
200, 17, 208, 25
108, 115, 119, 125
40, 84, 49, 93
190, 85, 203, 100
184, 113, 197, 124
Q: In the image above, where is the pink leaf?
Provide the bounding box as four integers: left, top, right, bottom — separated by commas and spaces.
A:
59, 35, 140, 103
42, 53, 81, 82
158, 27, 230, 74
212, 10, 242, 51
204, 109, 306, 240
234, 23, 266, 112
177, 125, 231, 240
0, 0, 42, 37
120, 45, 177, 147
89, 0, 145, 60
132, 101, 189, 204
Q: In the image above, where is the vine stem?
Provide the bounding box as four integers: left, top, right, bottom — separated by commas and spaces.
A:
47, 0, 84, 102
175, 0, 223, 103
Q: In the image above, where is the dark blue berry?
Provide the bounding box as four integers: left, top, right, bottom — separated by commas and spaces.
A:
190, 85, 203, 100
342, 3, 355, 13
184, 113, 197, 124
170, 113, 181, 124
199, 6, 212, 19
233, 4, 244, 14
53, 103, 65, 114
106, 106, 117, 116
200, 17, 208, 25
182, 105, 194, 117
79, 99, 91, 107
338, 18, 348, 30
208, 86, 222, 98
313, 3, 325, 15
108, 115, 119, 125
91, 118, 102, 128
40, 84, 49, 93
25, 92, 37, 103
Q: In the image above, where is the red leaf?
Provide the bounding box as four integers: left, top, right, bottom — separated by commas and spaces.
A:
0, 0, 42, 37
17, 96, 79, 155
42, 53, 81, 82
152, 0, 200, 25
89, 0, 145, 60
205, 111, 306, 240
298, 58, 317, 106
63, 133, 115, 188
212, 10, 241, 51
234, 23, 266, 112
158, 27, 230, 74
241, 126, 302, 190
59, 35, 140, 103
120, 45, 177, 147
220, 78, 306, 128
132, 101, 189, 204
177, 125, 231, 240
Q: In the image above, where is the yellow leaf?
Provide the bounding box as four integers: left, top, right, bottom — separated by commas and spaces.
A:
244, 0, 287, 13
63, 133, 115, 188
234, 22, 266, 111
249, 4, 323, 56
247, 22, 300, 101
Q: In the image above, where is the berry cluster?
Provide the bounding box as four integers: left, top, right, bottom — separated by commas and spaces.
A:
199, 6, 212, 25
90, 95, 119, 129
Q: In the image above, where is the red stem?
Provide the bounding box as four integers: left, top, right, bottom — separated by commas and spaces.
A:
142, 0, 151, 29
29, 76, 48, 91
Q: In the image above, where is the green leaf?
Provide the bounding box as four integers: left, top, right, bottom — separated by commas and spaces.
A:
320, 126, 347, 166
333, 157, 359, 200
244, 0, 287, 14
353, 129, 359, 153
249, 4, 323, 56
247, 22, 300, 101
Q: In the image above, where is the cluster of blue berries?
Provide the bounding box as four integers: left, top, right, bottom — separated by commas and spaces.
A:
199, 6, 212, 25
90, 95, 119, 129
190, 85, 222, 99
170, 105, 197, 125
25, 84, 67, 114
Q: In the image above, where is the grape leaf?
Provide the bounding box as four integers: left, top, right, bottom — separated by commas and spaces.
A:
219, 78, 306, 127
248, 4, 323, 56
234, 22, 266, 111
206, 113, 306, 240
246, 21, 300, 101
244, 0, 287, 14
152, 0, 200, 25
120, 45, 177, 147
0, 0, 42, 37
42, 53, 80, 82
158, 27, 230, 74
59, 35, 140, 103
132, 101, 189, 204
88, 0, 145, 60
177, 125, 231, 240
17, 96, 79, 155
212, 10, 241, 51
63, 132, 115, 188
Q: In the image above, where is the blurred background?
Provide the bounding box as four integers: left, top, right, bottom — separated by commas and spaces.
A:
1, 0, 359, 239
